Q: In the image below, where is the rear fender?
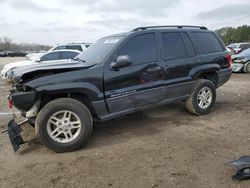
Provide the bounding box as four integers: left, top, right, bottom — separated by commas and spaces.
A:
189, 64, 220, 80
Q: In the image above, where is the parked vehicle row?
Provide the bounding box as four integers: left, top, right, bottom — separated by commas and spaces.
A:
0, 51, 27, 57
1, 50, 80, 80
26, 43, 92, 60
5, 25, 232, 152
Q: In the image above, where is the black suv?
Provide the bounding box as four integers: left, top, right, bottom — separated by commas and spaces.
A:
8, 26, 232, 152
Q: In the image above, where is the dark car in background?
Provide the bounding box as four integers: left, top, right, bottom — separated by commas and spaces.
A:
0, 51, 7, 57
227, 43, 250, 54
232, 48, 250, 73
1, 51, 27, 57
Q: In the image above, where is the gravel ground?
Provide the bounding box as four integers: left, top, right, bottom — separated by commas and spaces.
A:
0, 57, 250, 188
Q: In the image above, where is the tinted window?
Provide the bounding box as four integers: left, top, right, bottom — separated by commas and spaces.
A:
182, 33, 196, 57
192, 32, 224, 54
118, 33, 157, 65
162, 32, 187, 60
41, 52, 59, 61
61, 52, 79, 59
66, 45, 83, 51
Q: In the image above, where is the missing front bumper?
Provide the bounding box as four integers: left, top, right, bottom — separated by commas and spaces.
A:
6, 119, 28, 152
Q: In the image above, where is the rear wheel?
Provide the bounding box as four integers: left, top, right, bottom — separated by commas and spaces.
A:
244, 62, 250, 73
35, 98, 93, 153
186, 79, 216, 116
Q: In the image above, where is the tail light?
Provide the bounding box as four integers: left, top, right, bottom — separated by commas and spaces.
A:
225, 54, 233, 68
8, 99, 13, 108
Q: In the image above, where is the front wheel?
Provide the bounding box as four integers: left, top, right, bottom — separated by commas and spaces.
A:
186, 79, 216, 116
35, 98, 93, 153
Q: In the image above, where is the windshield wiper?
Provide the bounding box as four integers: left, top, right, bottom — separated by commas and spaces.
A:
74, 57, 86, 63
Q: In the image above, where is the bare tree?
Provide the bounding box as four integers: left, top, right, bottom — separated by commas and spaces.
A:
0, 36, 51, 52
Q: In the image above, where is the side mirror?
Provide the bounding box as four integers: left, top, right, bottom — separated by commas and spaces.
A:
111, 55, 132, 70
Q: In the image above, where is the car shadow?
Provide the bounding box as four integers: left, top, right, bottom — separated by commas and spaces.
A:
85, 102, 193, 150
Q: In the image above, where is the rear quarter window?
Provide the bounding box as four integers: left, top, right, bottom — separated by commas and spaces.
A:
192, 32, 224, 54
66, 45, 83, 51
181, 33, 196, 57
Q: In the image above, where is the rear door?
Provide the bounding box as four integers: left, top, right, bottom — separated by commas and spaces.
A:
158, 31, 199, 99
104, 32, 167, 113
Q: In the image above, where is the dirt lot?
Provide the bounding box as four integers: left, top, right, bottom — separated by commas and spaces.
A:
0, 57, 250, 188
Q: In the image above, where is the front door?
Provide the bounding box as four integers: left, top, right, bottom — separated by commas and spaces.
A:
104, 33, 166, 113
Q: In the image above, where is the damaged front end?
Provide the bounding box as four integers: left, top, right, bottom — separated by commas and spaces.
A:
3, 85, 39, 152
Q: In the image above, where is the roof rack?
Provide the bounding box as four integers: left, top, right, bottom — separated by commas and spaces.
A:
132, 25, 208, 32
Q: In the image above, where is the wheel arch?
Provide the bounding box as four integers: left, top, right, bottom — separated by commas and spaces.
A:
38, 90, 99, 118
190, 64, 220, 86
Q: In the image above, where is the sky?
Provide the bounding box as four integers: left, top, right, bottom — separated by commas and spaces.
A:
0, 0, 250, 45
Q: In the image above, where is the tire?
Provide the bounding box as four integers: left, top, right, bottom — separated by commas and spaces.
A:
35, 98, 93, 153
244, 62, 250, 73
186, 79, 216, 116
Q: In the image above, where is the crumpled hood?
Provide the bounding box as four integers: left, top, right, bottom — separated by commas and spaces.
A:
11, 59, 94, 83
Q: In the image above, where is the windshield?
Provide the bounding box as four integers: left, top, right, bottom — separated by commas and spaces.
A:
239, 48, 250, 56
76, 36, 124, 64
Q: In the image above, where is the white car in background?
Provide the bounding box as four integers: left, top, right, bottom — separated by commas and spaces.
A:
227, 43, 250, 54
1, 50, 80, 79
26, 52, 45, 60
26, 43, 92, 60
51, 43, 92, 52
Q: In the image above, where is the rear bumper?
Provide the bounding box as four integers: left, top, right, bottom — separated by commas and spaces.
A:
217, 68, 232, 88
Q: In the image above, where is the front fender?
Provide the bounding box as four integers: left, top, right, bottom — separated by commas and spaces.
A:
36, 82, 104, 101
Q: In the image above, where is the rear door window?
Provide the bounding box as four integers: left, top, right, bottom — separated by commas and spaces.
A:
161, 32, 188, 60
181, 33, 196, 57
192, 32, 224, 54
61, 52, 79, 59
